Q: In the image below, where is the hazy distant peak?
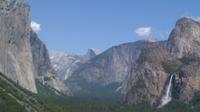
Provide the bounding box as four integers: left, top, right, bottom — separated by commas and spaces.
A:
88, 48, 101, 55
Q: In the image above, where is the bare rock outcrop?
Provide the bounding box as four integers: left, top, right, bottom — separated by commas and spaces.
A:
168, 17, 200, 58
0, 0, 37, 93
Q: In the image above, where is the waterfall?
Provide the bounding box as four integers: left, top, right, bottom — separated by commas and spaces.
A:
158, 75, 173, 108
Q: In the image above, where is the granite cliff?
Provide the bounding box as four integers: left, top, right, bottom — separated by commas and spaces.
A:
0, 0, 37, 93
0, 0, 68, 94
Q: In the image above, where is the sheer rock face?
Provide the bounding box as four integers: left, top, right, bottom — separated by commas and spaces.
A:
124, 18, 200, 106
0, 0, 37, 93
30, 31, 51, 77
30, 31, 70, 94
124, 43, 179, 105
66, 41, 146, 93
168, 17, 200, 58
173, 61, 200, 102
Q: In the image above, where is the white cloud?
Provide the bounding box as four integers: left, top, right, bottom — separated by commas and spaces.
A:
135, 27, 151, 37
31, 21, 41, 33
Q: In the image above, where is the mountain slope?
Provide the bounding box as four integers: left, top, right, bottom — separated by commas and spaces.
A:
0, 73, 50, 112
124, 17, 200, 107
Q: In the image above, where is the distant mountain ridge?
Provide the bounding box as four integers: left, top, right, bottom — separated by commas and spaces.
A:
65, 41, 146, 95
61, 17, 200, 108
50, 48, 101, 80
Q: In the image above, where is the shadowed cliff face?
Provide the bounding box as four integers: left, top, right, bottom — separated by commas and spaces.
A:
173, 60, 200, 102
0, 0, 37, 93
30, 30, 70, 94
30, 30, 52, 77
124, 18, 200, 107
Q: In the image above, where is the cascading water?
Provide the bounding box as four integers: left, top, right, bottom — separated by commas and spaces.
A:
158, 75, 173, 108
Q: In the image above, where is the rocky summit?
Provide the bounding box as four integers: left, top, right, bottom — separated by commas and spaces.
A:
167, 17, 200, 58
124, 17, 200, 107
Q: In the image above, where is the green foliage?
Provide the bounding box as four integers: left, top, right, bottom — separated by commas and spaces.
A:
0, 73, 49, 112
34, 96, 158, 112
35, 79, 62, 98
162, 60, 182, 74
0, 90, 27, 112
159, 94, 200, 112
190, 92, 200, 106
35, 73, 200, 112
35, 77, 157, 112
162, 53, 200, 74
43, 76, 52, 81
73, 79, 121, 98
159, 100, 190, 112
3, 72, 200, 112
179, 54, 200, 65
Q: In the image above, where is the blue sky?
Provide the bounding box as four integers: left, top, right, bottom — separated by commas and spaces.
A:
29, 0, 200, 54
